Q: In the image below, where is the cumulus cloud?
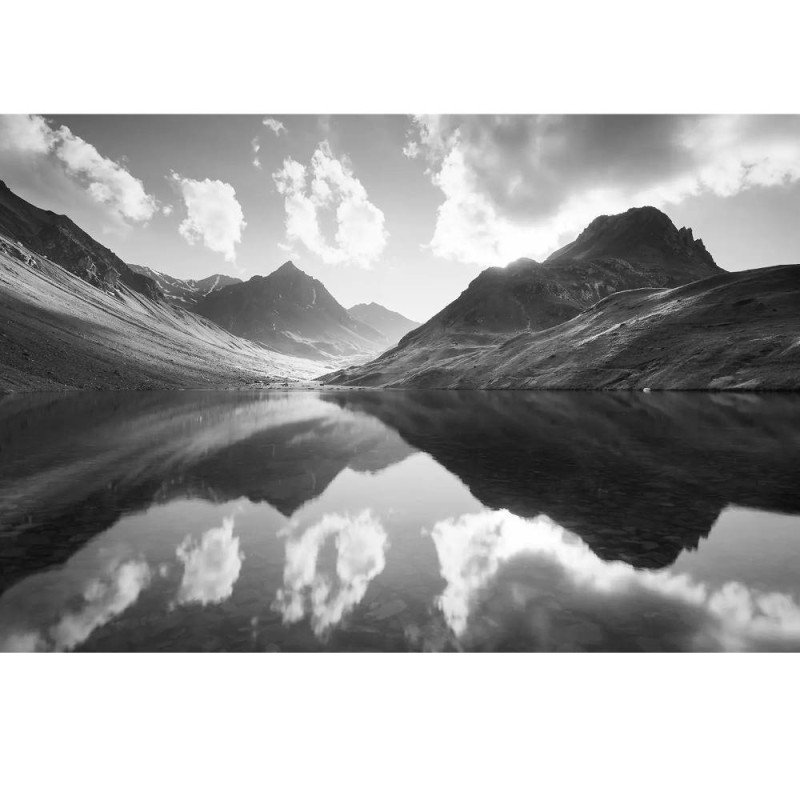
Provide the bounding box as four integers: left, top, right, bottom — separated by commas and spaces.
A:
273, 509, 388, 636
171, 172, 246, 263
176, 517, 243, 606
425, 510, 800, 651
263, 117, 287, 136
251, 136, 262, 169
272, 141, 388, 268
0, 114, 159, 225
407, 114, 800, 265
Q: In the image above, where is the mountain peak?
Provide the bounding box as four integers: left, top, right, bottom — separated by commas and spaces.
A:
272, 260, 305, 277
546, 206, 719, 271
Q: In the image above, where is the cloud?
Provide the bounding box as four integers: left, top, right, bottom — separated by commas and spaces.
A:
272, 141, 388, 268
170, 172, 246, 263
0, 559, 151, 652
273, 509, 388, 636
263, 118, 287, 136
251, 136, 262, 169
425, 510, 800, 651
176, 517, 243, 606
0, 114, 159, 226
407, 114, 800, 265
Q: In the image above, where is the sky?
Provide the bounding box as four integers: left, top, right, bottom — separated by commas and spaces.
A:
1, 113, 799, 322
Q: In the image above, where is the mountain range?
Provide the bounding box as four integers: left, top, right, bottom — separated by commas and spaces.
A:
1, 178, 798, 391
127, 263, 243, 308
0, 183, 415, 389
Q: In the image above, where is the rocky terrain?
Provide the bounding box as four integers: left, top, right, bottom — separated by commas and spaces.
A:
128, 263, 242, 308
323, 207, 800, 390
194, 261, 387, 361
348, 302, 419, 345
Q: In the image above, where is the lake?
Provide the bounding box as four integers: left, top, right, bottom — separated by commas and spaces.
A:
1, 389, 799, 652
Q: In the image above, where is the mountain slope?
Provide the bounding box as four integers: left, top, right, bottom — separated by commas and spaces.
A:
128, 263, 242, 308
0, 180, 161, 300
0, 187, 318, 391
348, 302, 419, 344
195, 261, 386, 361
325, 263, 800, 390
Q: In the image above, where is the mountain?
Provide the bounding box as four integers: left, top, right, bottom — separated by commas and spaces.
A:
194, 261, 387, 361
348, 302, 420, 344
128, 263, 242, 308
321, 206, 800, 389
0, 184, 317, 390
0, 180, 161, 300
325, 262, 800, 389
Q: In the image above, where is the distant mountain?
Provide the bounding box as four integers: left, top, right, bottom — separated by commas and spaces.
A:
348, 302, 419, 345
325, 262, 800, 390
128, 263, 242, 308
194, 261, 386, 361
0, 180, 161, 300
0, 184, 317, 390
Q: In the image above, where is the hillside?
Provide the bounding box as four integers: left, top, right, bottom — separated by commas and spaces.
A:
0, 233, 317, 391
195, 261, 386, 361
128, 263, 242, 308
348, 302, 419, 345
324, 263, 800, 390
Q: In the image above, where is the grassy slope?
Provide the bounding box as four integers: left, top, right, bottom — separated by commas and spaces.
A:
0, 237, 320, 391
324, 263, 800, 390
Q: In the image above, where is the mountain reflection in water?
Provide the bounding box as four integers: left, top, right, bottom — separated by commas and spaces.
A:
1, 390, 799, 652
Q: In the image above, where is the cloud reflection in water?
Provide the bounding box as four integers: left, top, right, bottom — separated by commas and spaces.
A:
427, 510, 800, 652
274, 510, 388, 636
175, 517, 243, 606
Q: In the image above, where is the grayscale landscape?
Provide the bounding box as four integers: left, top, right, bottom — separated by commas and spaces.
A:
1, 113, 799, 652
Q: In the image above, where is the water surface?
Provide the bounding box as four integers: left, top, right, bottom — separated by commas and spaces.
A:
1, 390, 799, 652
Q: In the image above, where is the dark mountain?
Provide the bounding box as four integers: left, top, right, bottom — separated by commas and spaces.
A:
194, 261, 386, 361
393, 206, 722, 347
320, 206, 760, 388
325, 262, 800, 389
128, 263, 242, 308
0, 179, 161, 300
546, 205, 718, 277
348, 302, 420, 345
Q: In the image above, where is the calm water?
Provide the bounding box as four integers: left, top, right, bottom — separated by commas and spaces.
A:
1, 389, 800, 652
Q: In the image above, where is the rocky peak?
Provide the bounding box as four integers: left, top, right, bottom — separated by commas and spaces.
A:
546, 206, 719, 270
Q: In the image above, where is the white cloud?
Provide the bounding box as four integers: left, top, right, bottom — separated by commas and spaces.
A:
407, 114, 800, 265
0, 114, 159, 225
272, 141, 388, 268
251, 136, 261, 169
176, 517, 243, 606
171, 172, 246, 263
273, 509, 388, 636
426, 509, 800, 651
263, 118, 287, 136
